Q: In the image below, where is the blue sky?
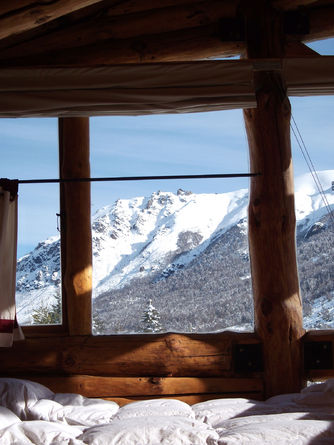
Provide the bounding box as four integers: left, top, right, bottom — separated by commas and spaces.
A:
0, 38, 333, 257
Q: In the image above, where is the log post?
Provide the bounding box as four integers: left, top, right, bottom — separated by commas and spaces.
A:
59, 117, 92, 335
242, 1, 305, 397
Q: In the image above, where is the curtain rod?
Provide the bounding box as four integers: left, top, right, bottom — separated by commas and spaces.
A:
1, 173, 260, 198
17, 172, 260, 184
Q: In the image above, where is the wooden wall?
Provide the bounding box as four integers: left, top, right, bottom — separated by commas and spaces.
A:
0, 332, 265, 404
1, 330, 333, 404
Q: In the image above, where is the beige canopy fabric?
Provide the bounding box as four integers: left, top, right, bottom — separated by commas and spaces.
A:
0, 184, 24, 347
0, 61, 256, 117
0, 58, 332, 117
284, 57, 334, 96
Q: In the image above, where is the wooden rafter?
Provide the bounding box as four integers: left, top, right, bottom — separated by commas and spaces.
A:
0, 0, 105, 41
272, 0, 322, 9
305, 4, 334, 41
0, 1, 237, 60
0, 0, 38, 16
285, 40, 321, 56
0, 2, 333, 66
0, 25, 243, 65
102, 0, 232, 18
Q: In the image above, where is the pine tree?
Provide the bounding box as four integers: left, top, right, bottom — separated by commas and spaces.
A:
32, 292, 61, 325
142, 299, 163, 333
92, 312, 107, 335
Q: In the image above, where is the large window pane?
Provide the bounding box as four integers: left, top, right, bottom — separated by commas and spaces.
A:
290, 96, 334, 329
16, 183, 61, 326
90, 112, 254, 334
0, 118, 61, 326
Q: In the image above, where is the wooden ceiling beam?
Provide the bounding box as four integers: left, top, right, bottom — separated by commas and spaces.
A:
104, 0, 226, 18
0, 23, 243, 66
272, 0, 320, 9
0, 0, 106, 41
305, 4, 334, 40
0, 0, 37, 17
0, 0, 194, 17
0, 1, 332, 66
285, 40, 321, 55
0, 1, 237, 59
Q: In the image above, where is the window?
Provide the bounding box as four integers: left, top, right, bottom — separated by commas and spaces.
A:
290, 95, 334, 329
90, 111, 254, 334
0, 118, 61, 326
290, 38, 334, 329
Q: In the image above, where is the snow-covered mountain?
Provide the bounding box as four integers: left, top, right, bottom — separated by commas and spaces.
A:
91, 187, 248, 295
16, 170, 334, 332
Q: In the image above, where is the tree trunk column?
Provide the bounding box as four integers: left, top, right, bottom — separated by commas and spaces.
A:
59, 117, 92, 335
244, 70, 304, 397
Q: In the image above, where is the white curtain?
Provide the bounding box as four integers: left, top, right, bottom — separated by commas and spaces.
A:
0, 182, 24, 346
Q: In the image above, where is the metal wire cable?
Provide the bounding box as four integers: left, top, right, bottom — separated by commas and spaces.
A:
272, 72, 334, 227
290, 115, 334, 227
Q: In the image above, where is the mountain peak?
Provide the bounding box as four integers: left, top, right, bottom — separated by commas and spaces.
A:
16, 170, 334, 329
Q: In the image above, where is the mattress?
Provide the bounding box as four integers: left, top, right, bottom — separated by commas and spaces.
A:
1, 377, 334, 444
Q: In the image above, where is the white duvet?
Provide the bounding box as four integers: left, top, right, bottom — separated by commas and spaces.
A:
0, 378, 334, 444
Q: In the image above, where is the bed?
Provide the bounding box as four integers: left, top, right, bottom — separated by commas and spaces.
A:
1, 378, 334, 444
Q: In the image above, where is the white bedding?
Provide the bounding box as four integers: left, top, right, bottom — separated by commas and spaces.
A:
0, 377, 334, 444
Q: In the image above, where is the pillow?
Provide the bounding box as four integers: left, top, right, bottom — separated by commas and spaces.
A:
216, 412, 334, 431
113, 398, 194, 421
52, 393, 119, 426
0, 420, 83, 445
27, 394, 119, 426
192, 398, 262, 426
26, 399, 67, 422
0, 378, 54, 420
53, 393, 118, 408
79, 416, 219, 445
0, 406, 21, 429
218, 418, 334, 445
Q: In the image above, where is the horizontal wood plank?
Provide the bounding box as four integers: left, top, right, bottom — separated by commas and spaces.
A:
0, 332, 259, 377
307, 369, 334, 379
32, 375, 263, 397
304, 331, 334, 380
304, 331, 334, 341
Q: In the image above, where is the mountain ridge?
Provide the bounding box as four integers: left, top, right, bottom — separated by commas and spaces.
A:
15, 170, 334, 332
